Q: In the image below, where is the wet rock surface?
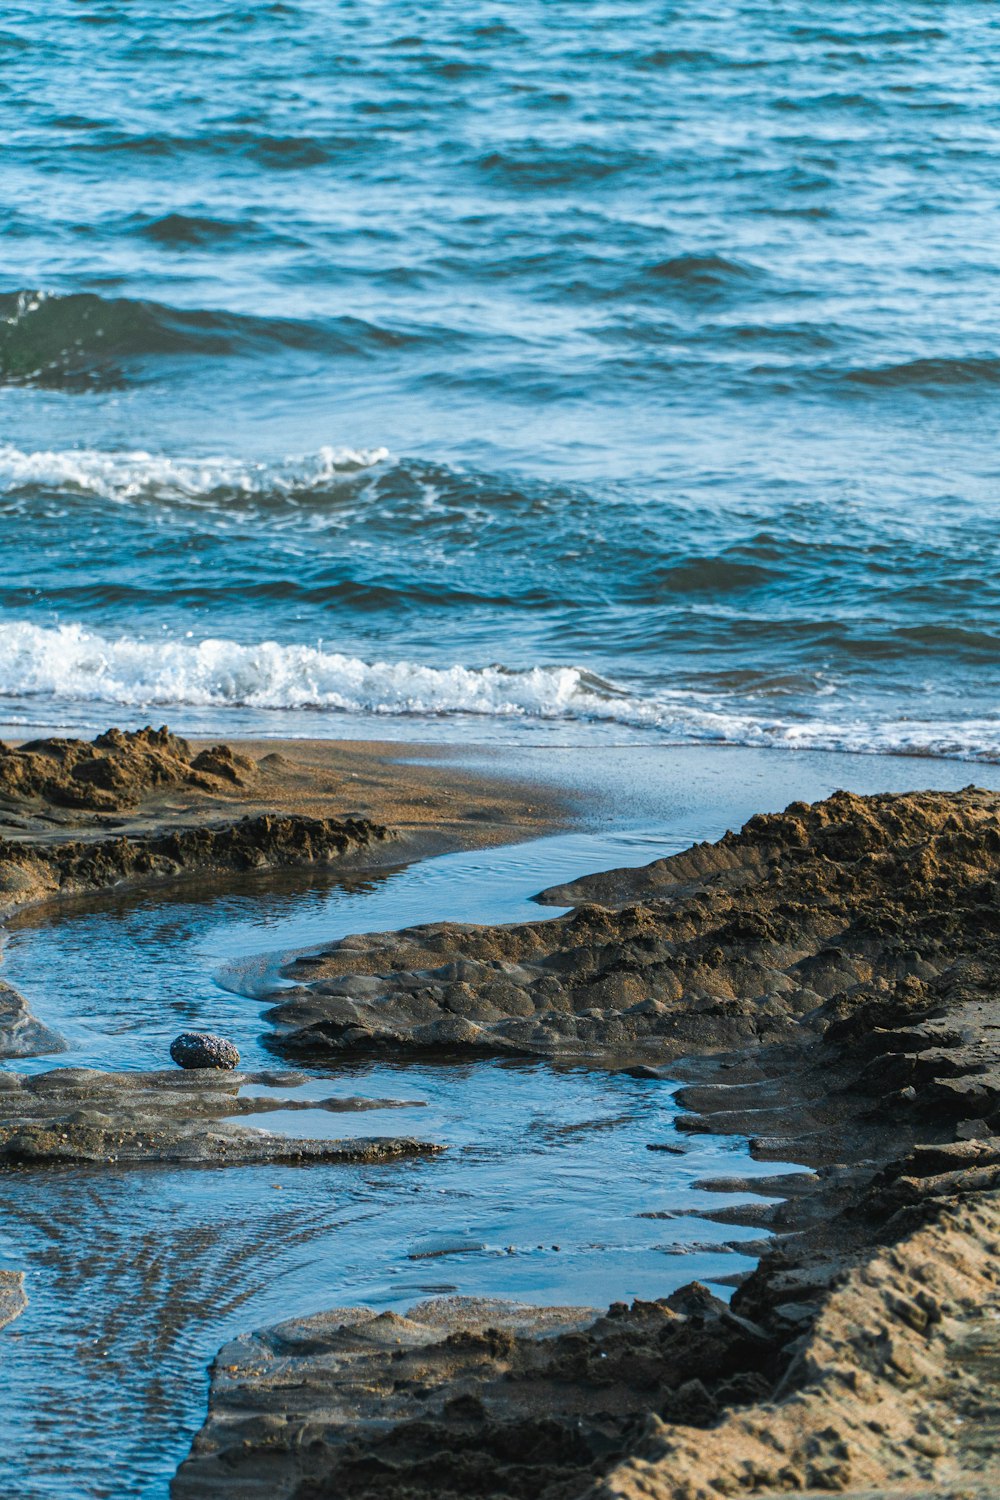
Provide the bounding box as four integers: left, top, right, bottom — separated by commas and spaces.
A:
267, 787, 1000, 1081
177, 789, 1000, 1499
170, 1033, 241, 1071
0, 1269, 25, 1331
0, 1068, 439, 1168
0, 977, 65, 1059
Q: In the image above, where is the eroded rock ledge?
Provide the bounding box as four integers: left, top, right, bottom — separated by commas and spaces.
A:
174, 1190, 1000, 1500
0, 1269, 25, 1331
176, 788, 1000, 1499
266, 787, 1000, 1089
0, 1067, 438, 1168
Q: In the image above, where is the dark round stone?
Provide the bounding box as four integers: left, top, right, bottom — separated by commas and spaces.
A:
169, 1031, 240, 1071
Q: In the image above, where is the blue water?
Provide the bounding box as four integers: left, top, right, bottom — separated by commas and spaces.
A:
1, 2, 998, 754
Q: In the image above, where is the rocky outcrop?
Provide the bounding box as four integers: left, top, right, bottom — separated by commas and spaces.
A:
265, 788, 1000, 1092
173, 1191, 1000, 1500
0, 1067, 439, 1168
0, 978, 65, 1058
175, 787, 1000, 1499
597, 1192, 1000, 1500
0, 1270, 26, 1332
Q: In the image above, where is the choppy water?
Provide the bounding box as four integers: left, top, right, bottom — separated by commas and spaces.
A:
2, 2, 999, 753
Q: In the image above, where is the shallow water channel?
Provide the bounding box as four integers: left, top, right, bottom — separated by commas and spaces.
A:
0, 828, 798, 1499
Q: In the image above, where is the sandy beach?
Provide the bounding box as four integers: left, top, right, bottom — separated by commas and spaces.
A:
0, 729, 999, 1497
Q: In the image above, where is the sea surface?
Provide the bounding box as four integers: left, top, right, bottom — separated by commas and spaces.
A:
1, 1, 998, 753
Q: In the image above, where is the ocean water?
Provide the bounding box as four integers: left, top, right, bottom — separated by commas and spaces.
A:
1, 2, 998, 755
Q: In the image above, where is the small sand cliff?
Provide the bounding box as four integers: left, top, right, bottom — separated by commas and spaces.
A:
0, 725, 560, 923
0, 726, 561, 1061
0, 726, 390, 919
175, 787, 1000, 1500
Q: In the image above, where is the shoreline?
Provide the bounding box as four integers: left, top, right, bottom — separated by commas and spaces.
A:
0, 729, 572, 925
2, 733, 1000, 1496
174, 780, 1000, 1500
0, 729, 573, 1069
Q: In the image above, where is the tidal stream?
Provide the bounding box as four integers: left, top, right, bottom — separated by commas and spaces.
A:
0, 826, 797, 1499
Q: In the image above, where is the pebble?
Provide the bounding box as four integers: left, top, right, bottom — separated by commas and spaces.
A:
169, 1032, 240, 1070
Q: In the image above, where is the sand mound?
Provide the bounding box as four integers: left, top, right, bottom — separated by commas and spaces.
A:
0, 726, 255, 813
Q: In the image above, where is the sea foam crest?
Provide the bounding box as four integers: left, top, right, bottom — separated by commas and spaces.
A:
0, 443, 389, 503
0, 621, 997, 762
0, 621, 608, 718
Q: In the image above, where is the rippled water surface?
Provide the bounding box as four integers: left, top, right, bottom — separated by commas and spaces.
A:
0, 2, 997, 753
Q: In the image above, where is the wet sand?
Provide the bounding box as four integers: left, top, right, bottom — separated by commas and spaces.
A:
0, 728, 567, 924
3, 732, 1000, 1498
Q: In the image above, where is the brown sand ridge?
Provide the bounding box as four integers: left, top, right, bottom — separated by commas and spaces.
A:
174, 787, 1000, 1500
0, 725, 561, 925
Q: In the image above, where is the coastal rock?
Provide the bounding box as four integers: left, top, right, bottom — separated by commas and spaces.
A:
266, 788, 1000, 1106
593, 1195, 1000, 1500
0, 728, 561, 922
0, 1270, 26, 1331
0, 978, 65, 1059
0, 1068, 439, 1167
170, 1032, 241, 1071
174, 1197, 1000, 1499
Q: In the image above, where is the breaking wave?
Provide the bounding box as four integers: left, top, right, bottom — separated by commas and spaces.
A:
0, 442, 389, 504
0, 621, 996, 762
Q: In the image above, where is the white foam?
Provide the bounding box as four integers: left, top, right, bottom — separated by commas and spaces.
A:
0, 620, 996, 761
0, 621, 602, 716
0, 444, 389, 504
